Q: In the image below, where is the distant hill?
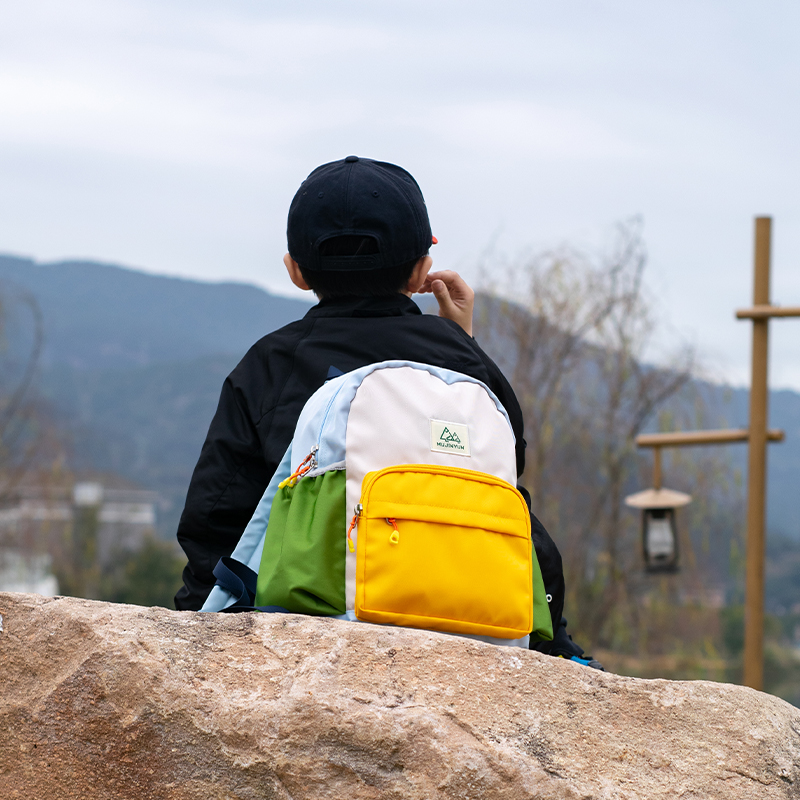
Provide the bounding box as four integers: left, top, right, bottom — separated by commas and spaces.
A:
1, 252, 798, 548
0, 253, 313, 536
718, 387, 800, 539
42, 355, 243, 538
0, 254, 312, 370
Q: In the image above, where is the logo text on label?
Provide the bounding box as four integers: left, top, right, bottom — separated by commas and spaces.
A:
430, 419, 471, 457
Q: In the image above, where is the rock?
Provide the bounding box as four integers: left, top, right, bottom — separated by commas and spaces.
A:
0, 592, 798, 799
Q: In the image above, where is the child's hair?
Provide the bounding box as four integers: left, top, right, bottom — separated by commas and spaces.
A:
299, 235, 426, 298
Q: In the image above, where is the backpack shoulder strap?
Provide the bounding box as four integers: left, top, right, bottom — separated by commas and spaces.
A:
211, 557, 290, 614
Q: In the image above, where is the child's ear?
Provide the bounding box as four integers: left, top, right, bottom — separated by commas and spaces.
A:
284, 254, 311, 291
405, 256, 433, 294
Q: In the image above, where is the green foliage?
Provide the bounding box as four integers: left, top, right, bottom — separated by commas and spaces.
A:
51, 508, 184, 609
100, 537, 184, 609
54, 506, 102, 599
763, 642, 800, 708
720, 604, 800, 704
721, 605, 744, 657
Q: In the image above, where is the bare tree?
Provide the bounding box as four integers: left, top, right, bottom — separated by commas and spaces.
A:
0, 285, 46, 501
476, 220, 696, 647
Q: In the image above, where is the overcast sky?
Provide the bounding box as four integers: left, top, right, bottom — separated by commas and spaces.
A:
2, 0, 800, 389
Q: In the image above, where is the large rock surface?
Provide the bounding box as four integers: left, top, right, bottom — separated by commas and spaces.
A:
1, 592, 798, 800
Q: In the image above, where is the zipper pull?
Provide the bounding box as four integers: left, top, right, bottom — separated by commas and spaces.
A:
386, 518, 400, 545
279, 446, 318, 489
346, 504, 362, 553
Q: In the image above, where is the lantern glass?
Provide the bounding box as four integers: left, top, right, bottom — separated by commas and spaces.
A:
642, 507, 679, 573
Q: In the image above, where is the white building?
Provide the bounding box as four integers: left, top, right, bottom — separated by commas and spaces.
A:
0, 481, 158, 596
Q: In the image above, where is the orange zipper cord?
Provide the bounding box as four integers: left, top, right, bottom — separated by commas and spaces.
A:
387, 518, 400, 545
278, 450, 316, 489
346, 513, 358, 553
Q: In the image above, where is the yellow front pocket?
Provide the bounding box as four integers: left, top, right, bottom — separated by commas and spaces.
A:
354, 464, 533, 639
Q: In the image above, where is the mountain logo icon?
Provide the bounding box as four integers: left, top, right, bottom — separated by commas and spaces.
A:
430, 419, 470, 457
439, 427, 461, 444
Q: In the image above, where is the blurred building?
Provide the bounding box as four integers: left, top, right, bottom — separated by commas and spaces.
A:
0, 551, 58, 595
0, 481, 158, 595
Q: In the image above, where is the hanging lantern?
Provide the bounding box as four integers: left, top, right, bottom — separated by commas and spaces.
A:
625, 488, 691, 573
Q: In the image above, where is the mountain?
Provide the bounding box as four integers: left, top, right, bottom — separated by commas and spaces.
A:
1, 253, 798, 546
0, 254, 312, 370
0, 253, 312, 536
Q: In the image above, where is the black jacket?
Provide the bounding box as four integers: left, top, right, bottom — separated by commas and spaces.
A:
175, 294, 563, 625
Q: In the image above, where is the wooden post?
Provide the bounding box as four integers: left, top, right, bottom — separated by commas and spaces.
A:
743, 216, 771, 690
652, 447, 662, 490
634, 216, 798, 690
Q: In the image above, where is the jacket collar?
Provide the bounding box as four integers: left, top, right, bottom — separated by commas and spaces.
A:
304, 294, 423, 319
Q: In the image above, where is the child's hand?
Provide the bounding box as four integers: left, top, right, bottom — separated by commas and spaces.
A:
418, 270, 475, 336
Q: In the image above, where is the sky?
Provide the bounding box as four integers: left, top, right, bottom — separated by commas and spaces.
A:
2, 0, 800, 389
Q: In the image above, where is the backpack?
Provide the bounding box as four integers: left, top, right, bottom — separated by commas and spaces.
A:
202, 360, 553, 646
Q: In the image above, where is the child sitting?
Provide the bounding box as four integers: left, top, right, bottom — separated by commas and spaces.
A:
175, 155, 599, 666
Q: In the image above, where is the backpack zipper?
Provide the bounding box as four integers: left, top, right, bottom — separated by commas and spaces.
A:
278, 445, 318, 489
347, 503, 362, 553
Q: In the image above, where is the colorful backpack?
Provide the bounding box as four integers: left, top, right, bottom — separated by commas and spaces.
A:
202, 360, 553, 646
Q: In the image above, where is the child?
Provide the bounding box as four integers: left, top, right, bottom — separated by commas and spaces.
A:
175, 156, 598, 666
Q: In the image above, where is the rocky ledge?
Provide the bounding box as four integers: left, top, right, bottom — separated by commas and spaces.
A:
0, 592, 798, 799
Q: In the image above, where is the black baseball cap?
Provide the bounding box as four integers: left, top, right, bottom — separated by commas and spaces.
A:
287, 156, 436, 271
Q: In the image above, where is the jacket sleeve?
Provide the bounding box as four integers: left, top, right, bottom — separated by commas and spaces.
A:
174, 375, 271, 610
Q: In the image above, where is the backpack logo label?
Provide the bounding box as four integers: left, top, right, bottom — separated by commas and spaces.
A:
430, 419, 471, 456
